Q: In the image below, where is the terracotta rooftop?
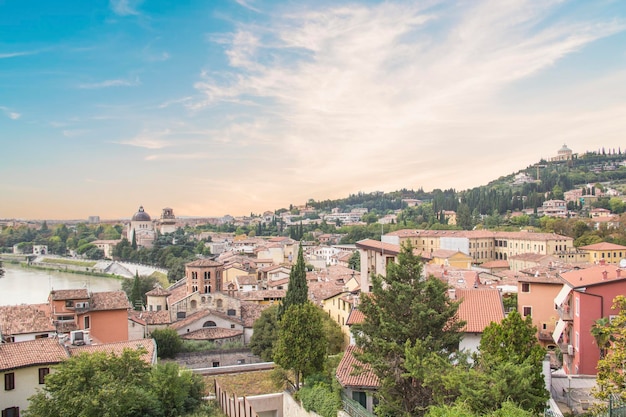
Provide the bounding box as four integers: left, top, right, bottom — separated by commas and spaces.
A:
169, 309, 214, 330
431, 249, 468, 259
89, 291, 131, 311
0, 338, 68, 372
181, 327, 243, 340
308, 281, 347, 305
346, 309, 365, 325
336, 345, 379, 389
235, 290, 286, 301
480, 260, 510, 269
560, 264, 626, 288
236, 275, 259, 286
186, 259, 224, 267
355, 239, 400, 255
145, 286, 171, 297
456, 288, 505, 333
385, 229, 572, 241
130, 310, 171, 325
579, 242, 626, 251
69, 338, 156, 364
0, 304, 55, 336
49, 289, 89, 301
239, 302, 267, 328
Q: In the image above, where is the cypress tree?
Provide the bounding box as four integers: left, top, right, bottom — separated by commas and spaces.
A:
131, 230, 137, 250
278, 244, 308, 320
130, 271, 143, 311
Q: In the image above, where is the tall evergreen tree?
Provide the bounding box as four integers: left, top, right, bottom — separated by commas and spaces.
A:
352, 242, 464, 416
278, 244, 308, 320
130, 271, 143, 311
0, 261, 4, 278
131, 230, 137, 250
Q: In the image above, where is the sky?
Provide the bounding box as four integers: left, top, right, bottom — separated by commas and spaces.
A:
1, 0, 626, 220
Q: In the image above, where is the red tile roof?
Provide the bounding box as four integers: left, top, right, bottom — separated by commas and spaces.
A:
346, 309, 365, 325
560, 264, 626, 288
186, 259, 223, 267
181, 327, 243, 340
579, 242, 626, 251
0, 338, 68, 372
145, 286, 171, 297
0, 304, 55, 336
69, 338, 156, 364
90, 291, 131, 311
336, 345, 379, 389
49, 289, 89, 301
355, 239, 400, 255
456, 288, 505, 333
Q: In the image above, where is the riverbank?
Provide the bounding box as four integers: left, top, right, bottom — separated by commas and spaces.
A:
19, 262, 126, 279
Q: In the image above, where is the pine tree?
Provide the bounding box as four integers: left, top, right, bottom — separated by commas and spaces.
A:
278, 244, 308, 320
131, 230, 137, 250
353, 242, 464, 416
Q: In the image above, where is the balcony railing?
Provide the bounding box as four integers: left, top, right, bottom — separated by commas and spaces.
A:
342, 393, 376, 417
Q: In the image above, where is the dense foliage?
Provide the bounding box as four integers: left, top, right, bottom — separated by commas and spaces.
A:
150, 328, 183, 359
25, 348, 204, 417
274, 302, 327, 391
249, 305, 279, 361
352, 242, 465, 416
277, 244, 308, 320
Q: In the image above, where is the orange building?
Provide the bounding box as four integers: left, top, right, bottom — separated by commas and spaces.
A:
48, 289, 130, 343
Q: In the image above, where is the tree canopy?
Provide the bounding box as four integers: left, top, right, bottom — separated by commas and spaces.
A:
352, 242, 464, 416
278, 244, 308, 320
25, 348, 204, 417
274, 302, 327, 391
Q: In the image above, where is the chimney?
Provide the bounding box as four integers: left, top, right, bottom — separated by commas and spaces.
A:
448, 288, 456, 300
602, 270, 608, 280
617, 269, 622, 278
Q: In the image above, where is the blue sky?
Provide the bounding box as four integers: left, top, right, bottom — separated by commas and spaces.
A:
1, 0, 626, 220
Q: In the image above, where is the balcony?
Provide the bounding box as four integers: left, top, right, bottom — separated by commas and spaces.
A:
557, 305, 573, 321
538, 331, 554, 341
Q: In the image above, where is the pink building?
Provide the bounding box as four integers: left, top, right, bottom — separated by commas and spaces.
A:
553, 264, 626, 375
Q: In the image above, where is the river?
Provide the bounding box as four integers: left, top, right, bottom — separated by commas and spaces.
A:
0, 263, 124, 306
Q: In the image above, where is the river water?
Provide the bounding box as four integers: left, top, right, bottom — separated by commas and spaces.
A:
0, 263, 123, 306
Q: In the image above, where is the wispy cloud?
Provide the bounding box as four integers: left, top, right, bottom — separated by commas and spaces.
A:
62, 129, 90, 138
116, 129, 175, 149
189, 0, 626, 196
110, 0, 141, 16
78, 78, 141, 89
0, 50, 39, 59
158, 96, 192, 109
234, 0, 260, 13
145, 153, 210, 161
0, 106, 21, 120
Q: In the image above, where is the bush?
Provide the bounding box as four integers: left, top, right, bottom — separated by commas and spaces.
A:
151, 328, 183, 359
297, 381, 342, 417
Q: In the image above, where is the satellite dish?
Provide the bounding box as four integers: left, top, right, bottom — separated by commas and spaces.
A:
619, 259, 626, 268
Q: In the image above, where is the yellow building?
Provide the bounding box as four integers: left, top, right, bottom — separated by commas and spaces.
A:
579, 242, 626, 265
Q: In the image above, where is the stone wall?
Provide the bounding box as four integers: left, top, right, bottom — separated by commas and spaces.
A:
170, 348, 262, 369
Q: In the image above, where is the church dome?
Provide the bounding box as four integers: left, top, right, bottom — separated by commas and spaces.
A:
132, 206, 152, 221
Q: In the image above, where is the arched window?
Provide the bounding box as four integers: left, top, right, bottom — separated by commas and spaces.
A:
190, 300, 197, 309
203, 321, 217, 327
217, 299, 223, 308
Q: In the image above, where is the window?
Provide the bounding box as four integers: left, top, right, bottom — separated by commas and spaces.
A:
523, 306, 532, 317
230, 324, 235, 329
4, 373, 15, 390
38, 368, 49, 384
65, 300, 74, 307
575, 331, 580, 350
84, 316, 90, 329
521, 283, 530, 293
212, 361, 220, 367
35, 334, 48, 339
2, 407, 20, 417
575, 297, 579, 317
